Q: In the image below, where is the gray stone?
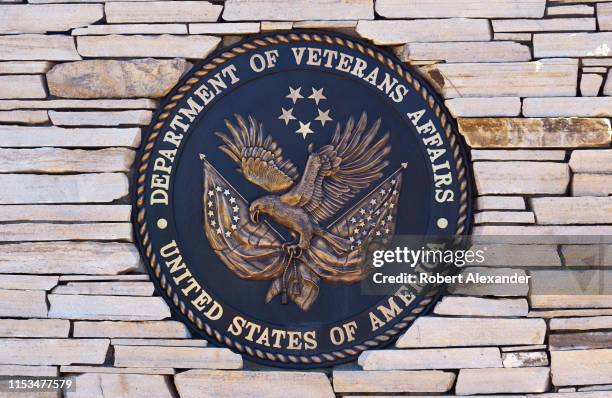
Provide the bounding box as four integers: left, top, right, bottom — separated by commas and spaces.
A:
550, 332, 612, 351
189, 23, 261, 35
580, 74, 604, 96
0, 99, 156, 110
0, 148, 135, 173
456, 367, 550, 394
52, 282, 154, 296
0, 275, 58, 290
474, 162, 570, 194
0, 61, 53, 74
0, 319, 69, 338
474, 225, 612, 244
64, 373, 174, 398
572, 174, 612, 196
475, 211, 535, 224
0, 365, 58, 377
562, 244, 612, 266
0, 75, 46, 99
0, 289, 47, 318
49, 110, 152, 126
551, 349, 612, 386
502, 351, 549, 367
470, 244, 561, 267
0, 338, 109, 365
492, 18, 596, 32
332, 370, 455, 393
523, 98, 612, 117
74, 321, 190, 338
60, 366, 175, 375
47, 58, 190, 99
477, 196, 526, 210
0, 222, 132, 242
111, 339, 207, 347
547, 5, 594, 16
599, 3, 612, 30
76, 35, 221, 58
223, 0, 373, 21
0, 110, 48, 124
434, 296, 529, 316
530, 270, 612, 309
551, 316, 612, 331
0, 4, 103, 34
48, 294, 171, 320
531, 197, 612, 224
114, 346, 242, 369
445, 97, 522, 117
105, 1, 222, 23
376, 0, 546, 18
471, 150, 566, 161
534, 32, 612, 57
0, 205, 131, 222
570, 150, 612, 173
0, 34, 81, 61
0, 126, 141, 148
359, 347, 502, 370
398, 41, 530, 63
72, 24, 187, 36
530, 309, 612, 319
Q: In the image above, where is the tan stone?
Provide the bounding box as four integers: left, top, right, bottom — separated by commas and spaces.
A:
398, 42, 530, 63
434, 296, 529, 316
72, 24, 187, 36
502, 352, 549, 367
223, 0, 373, 21
0, 365, 58, 377
550, 332, 612, 351
572, 174, 612, 196
396, 317, 546, 348
562, 244, 612, 266
49, 110, 152, 126
74, 321, 190, 338
0, 75, 46, 99
547, 5, 594, 15
0, 4, 102, 34
531, 197, 612, 224
474, 162, 570, 194
474, 225, 612, 243
53, 282, 154, 296
530, 270, 612, 309
0, 275, 58, 290
114, 346, 242, 369
105, 1, 222, 23
61, 275, 149, 282
421, 59, 578, 98
551, 349, 612, 386
0, 222, 132, 242
64, 373, 174, 398
356, 19, 490, 45
459, 118, 610, 148
333, 370, 454, 393
376, 0, 545, 18
0, 339, 109, 365
530, 309, 612, 319
0, 173, 128, 204
471, 150, 566, 161
0, 289, 47, 318
493, 18, 595, 32
0, 126, 140, 148
570, 150, 612, 173
189, 23, 261, 35
584, 66, 608, 73
598, 3, 612, 30
456, 367, 550, 394
0, 110, 48, 124
494, 32, 532, 41
449, 267, 529, 296
534, 32, 612, 57
445, 97, 521, 117
0, 242, 142, 274
0, 205, 131, 222
0, 61, 53, 74
523, 98, 612, 117
551, 316, 612, 331
60, 366, 175, 375
77, 35, 220, 58
259, 21, 293, 31
0, 319, 69, 338
477, 196, 526, 210
48, 294, 170, 320
0, 34, 80, 61
359, 347, 502, 370
584, 58, 612, 66
0, 148, 135, 173
0, 99, 156, 110
475, 211, 535, 224
175, 370, 334, 398
580, 74, 604, 96
47, 58, 190, 99
111, 339, 207, 347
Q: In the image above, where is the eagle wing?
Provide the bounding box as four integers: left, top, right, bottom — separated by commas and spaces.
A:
281, 112, 390, 223
216, 114, 299, 193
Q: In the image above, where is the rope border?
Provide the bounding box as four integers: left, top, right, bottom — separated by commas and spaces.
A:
134, 32, 470, 366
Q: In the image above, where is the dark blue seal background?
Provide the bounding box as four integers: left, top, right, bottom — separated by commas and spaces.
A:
136, 31, 472, 367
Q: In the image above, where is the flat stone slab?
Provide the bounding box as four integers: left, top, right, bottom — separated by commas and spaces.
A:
523, 98, 612, 117
76, 34, 221, 58
52, 282, 154, 296
396, 317, 546, 347
0, 126, 141, 148
0, 365, 58, 377
434, 296, 529, 316
471, 150, 566, 161
421, 59, 578, 98
175, 370, 334, 398
111, 338, 207, 347
550, 332, 612, 351
0, 148, 134, 173
114, 346, 242, 369
223, 0, 373, 21
73, 23, 187, 36
48, 294, 171, 320
0, 205, 130, 222
573, 174, 612, 196
600, 3, 612, 30
534, 32, 612, 57
562, 244, 612, 267
570, 150, 612, 173
552, 349, 612, 386
493, 17, 595, 32
0, 4, 103, 34
0, 173, 128, 204
375, 0, 545, 18
358, 347, 502, 370
0, 242, 142, 274
445, 97, 521, 117
0, 75, 46, 99
64, 373, 174, 398
0, 34, 81, 61
0, 274, 58, 290
0, 222, 132, 242
0, 289, 47, 318
333, 370, 455, 393
469, 244, 561, 267
397, 41, 531, 63
456, 367, 550, 394
502, 351, 549, 367
60, 365, 175, 375
0, 99, 156, 110
531, 197, 612, 224
74, 321, 190, 338
458, 118, 611, 148
477, 196, 525, 210
550, 316, 612, 331
49, 110, 152, 126
105, 1, 221, 23
189, 22, 261, 35
0, 61, 53, 74
356, 19, 491, 45
474, 162, 570, 194
0, 319, 69, 338
0, 110, 49, 124
47, 58, 190, 99
475, 211, 535, 224
0, 338, 109, 365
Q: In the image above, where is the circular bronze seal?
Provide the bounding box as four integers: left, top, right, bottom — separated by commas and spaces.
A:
133, 31, 472, 368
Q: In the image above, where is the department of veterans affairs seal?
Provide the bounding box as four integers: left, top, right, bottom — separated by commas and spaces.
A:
133, 31, 472, 368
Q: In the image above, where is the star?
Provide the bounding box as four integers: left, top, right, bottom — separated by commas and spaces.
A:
295, 121, 314, 139
215, 186, 222, 192
207, 201, 213, 207
286, 86, 303, 103
231, 224, 238, 230
207, 190, 214, 197
225, 230, 232, 237
223, 189, 230, 196
216, 227, 222, 234
232, 205, 239, 213
308, 87, 326, 105
278, 107, 296, 125
233, 215, 240, 222
207, 210, 214, 217
314, 108, 332, 126
370, 199, 377, 205
350, 217, 356, 223
229, 197, 236, 204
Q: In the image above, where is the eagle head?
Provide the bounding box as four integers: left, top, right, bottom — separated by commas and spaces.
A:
249, 196, 276, 223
